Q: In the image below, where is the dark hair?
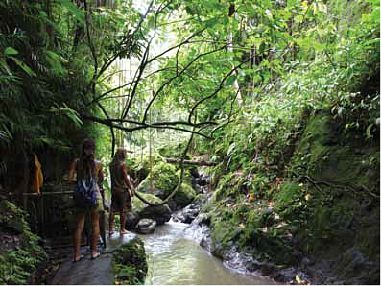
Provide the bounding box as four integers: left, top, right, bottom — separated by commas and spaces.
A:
77, 138, 96, 180
82, 138, 95, 152
110, 148, 126, 166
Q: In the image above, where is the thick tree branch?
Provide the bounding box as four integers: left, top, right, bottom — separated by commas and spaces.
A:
82, 114, 212, 138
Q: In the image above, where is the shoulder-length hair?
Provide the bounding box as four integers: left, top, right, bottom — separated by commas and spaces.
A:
77, 138, 96, 180
110, 148, 126, 168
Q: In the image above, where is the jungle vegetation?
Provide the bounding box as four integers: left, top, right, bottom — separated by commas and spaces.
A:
0, 0, 379, 284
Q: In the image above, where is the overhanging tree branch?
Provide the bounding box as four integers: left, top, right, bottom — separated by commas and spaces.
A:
82, 114, 213, 138
142, 45, 227, 123
188, 58, 251, 123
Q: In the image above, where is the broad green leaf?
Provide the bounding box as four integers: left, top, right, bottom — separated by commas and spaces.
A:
45, 51, 66, 76
4, 47, 18, 56
11, 58, 36, 77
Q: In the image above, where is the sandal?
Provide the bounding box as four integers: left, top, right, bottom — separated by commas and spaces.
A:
120, 229, 128, 235
108, 230, 114, 237
91, 252, 101, 260
72, 254, 84, 263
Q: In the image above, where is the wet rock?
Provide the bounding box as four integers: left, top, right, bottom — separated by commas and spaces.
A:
139, 204, 172, 225
260, 263, 276, 276
193, 213, 211, 226
132, 192, 171, 225
125, 211, 140, 230
172, 203, 201, 224
332, 248, 380, 284
171, 183, 197, 210
136, 219, 156, 234
300, 256, 312, 269
200, 232, 214, 253
190, 167, 200, 178
273, 267, 298, 283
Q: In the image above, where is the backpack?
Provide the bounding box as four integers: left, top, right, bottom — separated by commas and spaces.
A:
74, 178, 98, 207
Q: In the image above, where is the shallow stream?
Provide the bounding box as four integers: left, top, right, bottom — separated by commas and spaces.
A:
139, 220, 276, 285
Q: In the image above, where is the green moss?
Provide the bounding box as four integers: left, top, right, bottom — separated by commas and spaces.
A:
173, 182, 197, 207
136, 162, 179, 199
0, 200, 47, 285
132, 155, 166, 182
210, 207, 240, 249
112, 237, 148, 285
273, 181, 304, 221
132, 192, 164, 213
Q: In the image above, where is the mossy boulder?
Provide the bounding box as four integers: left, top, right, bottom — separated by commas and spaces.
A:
172, 182, 197, 210
112, 237, 148, 285
206, 198, 296, 265
132, 192, 171, 225
136, 162, 178, 200
132, 155, 165, 183
132, 192, 163, 213
0, 200, 47, 285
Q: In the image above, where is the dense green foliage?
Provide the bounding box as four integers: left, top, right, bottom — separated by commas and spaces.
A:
0, 200, 47, 285
112, 237, 148, 285
0, 0, 379, 284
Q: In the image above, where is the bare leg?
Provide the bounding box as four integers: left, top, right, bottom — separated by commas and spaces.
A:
108, 210, 114, 235
90, 208, 100, 257
120, 211, 127, 234
73, 212, 85, 261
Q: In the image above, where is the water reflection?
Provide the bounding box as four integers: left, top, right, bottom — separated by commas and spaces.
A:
139, 220, 276, 285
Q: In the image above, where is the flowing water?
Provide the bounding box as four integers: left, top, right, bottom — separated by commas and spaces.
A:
139, 220, 276, 285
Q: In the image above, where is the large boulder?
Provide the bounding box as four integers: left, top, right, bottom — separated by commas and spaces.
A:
125, 211, 140, 231
132, 192, 171, 225
171, 183, 197, 210
172, 202, 201, 224
136, 162, 178, 200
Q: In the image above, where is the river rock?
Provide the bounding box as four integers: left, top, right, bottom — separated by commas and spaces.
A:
136, 218, 156, 234
192, 213, 211, 226
171, 183, 197, 210
273, 267, 298, 283
139, 204, 172, 225
172, 203, 201, 224
125, 211, 140, 230
132, 192, 172, 225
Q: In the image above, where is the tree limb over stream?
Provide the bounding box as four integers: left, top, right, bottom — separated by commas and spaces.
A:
164, 158, 217, 166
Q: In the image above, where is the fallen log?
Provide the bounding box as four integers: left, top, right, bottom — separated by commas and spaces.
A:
164, 158, 217, 166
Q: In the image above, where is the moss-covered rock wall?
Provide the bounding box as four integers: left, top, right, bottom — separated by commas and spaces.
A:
202, 110, 379, 284
112, 237, 148, 285
0, 200, 47, 284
